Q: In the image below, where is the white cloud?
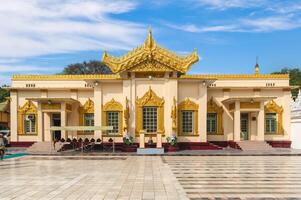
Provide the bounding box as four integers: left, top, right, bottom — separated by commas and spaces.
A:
166, 14, 301, 33
0, 0, 145, 62
165, 23, 238, 33
194, 0, 264, 10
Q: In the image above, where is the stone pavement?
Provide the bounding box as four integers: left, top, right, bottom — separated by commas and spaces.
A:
2, 155, 301, 199
0, 156, 187, 200
163, 156, 301, 199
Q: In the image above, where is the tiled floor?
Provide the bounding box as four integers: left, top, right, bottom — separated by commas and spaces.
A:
163, 156, 301, 199
2, 156, 301, 200
0, 156, 187, 200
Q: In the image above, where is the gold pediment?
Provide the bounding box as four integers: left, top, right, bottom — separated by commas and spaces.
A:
19, 100, 37, 114
136, 87, 164, 107
103, 98, 123, 111
102, 29, 199, 74
79, 98, 94, 114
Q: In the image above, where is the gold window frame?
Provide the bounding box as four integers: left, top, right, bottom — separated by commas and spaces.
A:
264, 100, 283, 134
178, 98, 199, 136
102, 98, 123, 136
18, 100, 38, 135
78, 98, 94, 135
207, 98, 224, 135
135, 87, 164, 136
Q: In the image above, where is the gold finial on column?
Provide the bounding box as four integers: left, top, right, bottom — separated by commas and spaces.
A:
255, 56, 260, 75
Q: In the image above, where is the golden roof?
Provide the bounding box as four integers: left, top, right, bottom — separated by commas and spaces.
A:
102, 29, 199, 74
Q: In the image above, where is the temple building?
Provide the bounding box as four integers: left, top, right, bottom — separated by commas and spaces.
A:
9, 30, 294, 148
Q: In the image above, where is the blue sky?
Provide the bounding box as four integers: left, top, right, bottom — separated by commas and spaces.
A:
1, 0, 301, 85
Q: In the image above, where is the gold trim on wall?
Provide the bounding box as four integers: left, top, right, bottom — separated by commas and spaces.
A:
124, 97, 130, 132
135, 87, 165, 135
178, 98, 199, 136
18, 100, 38, 135
102, 98, 123, 136
264, 100, 284, 135
207, 98, 224, 135
240, 102, 260, 109
171, 97, 177, 133
41, 103, 61, 110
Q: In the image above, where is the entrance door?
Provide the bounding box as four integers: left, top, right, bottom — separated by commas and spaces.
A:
240, 113, 249, 140
52, 113, 61, 141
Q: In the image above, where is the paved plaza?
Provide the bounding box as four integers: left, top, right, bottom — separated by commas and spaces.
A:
1, 156, 301, 199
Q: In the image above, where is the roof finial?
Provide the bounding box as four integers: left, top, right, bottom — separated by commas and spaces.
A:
255, 56, 259, 75
145, 26, 155, 49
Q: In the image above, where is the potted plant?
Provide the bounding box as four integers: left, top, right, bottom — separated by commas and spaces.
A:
122, 134, 136, 152
165, 135, 179, 152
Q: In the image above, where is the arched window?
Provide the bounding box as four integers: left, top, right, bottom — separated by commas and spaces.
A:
102, 99, 123, 136
178, 98, 199, 136
18, 101, 38, 135
265, 100, 283, 134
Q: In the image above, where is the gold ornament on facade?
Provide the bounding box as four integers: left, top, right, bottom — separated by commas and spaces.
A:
78, 98, 94, 132
207, 98, 224, 135
17, 100, 38, 135
102, 98, 123, 136
102, 29, 199, 74
178, 98, 199, 136
171, 96, 177, 132
135, 87, 165, 135
124, 97, 130, 132
265, 100, 284, 134
41, 103, 61, 110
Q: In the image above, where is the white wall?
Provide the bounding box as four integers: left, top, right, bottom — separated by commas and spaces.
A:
291, 119, 301, 149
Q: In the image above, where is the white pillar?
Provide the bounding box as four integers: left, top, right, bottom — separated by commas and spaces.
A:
10, 90, 18, 142
199, 82, 207, 142
257, 101, 265, 141
37, 103, 43, 141
234, 100, 241, 142
61, 102, 67, 139
94, 85, 102, 139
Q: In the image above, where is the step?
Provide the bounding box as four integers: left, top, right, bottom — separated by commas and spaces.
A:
237, 141, 274, 151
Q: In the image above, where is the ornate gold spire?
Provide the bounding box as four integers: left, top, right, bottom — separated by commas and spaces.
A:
255, 63, 259, 75
102, 29, 199, 74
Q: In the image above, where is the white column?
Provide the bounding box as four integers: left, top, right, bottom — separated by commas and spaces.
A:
61, 102, 67, 139
10, 90, 18, 142
199, 82, 207, 142
257, 101, 265, 141
94, 85, 102, 139
234, 100, 241, 142
37, 103, 43, 141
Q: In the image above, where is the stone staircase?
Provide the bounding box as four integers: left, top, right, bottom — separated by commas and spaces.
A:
237, 141, 275, 151
26, 142, 63, 154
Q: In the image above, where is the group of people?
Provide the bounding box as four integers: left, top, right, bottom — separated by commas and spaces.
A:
0, 134, 6, 160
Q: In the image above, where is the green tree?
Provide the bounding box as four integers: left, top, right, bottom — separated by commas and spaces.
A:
0, 85, 9, 102
61, 60, 112, 75
272, 68, 301, 97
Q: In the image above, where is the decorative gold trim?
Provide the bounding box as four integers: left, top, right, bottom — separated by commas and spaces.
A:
264, 100, 284, 134
102, 29, 199, 73
102, 98, 123, 136
124, 97, 130, 132
178, 98, 199, 136
41, 103, 61, 110
78, 99, 94, 134
207, 98, 224, 135
180, 74, 289, 80
17, 101, 38, 135
240, 102, 260, 109
12, 74, 121, 81
135, 87, 165, 135
171, 97, 177, 132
